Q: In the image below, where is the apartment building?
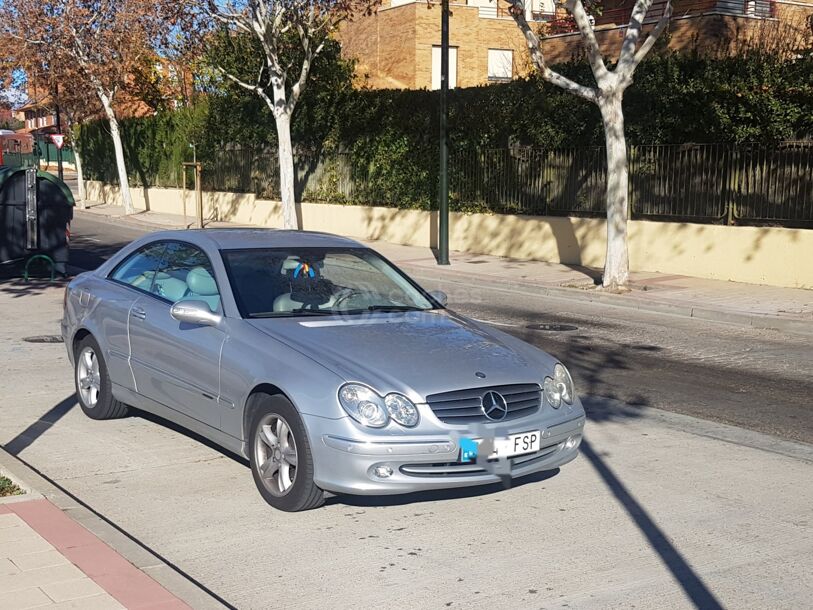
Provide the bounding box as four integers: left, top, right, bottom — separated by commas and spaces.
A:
338, 0, 813, 90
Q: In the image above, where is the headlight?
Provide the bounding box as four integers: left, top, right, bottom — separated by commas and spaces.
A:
543, 363, 575, 408
543, 376, 562, 408
384, 393, 419, 427
338, 384, 389, 427
554, 363, 574, 404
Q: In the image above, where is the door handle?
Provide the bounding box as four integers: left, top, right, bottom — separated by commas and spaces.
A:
131, 306, 147, 320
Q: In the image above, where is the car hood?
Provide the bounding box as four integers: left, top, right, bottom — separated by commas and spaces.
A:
246, 310, 555, 401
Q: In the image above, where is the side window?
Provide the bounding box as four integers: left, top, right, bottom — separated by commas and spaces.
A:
109, 243, 167, 291
152, 242, 221, 312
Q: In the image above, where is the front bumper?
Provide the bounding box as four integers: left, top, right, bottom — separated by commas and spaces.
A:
304, 403, 586, 495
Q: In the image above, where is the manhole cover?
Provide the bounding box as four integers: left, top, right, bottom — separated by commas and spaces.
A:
22, 335, 64, 344
526, 323, 578, 332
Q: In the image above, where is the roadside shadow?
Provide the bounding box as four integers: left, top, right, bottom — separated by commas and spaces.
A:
0, 273, 69, 298
134, 410, 249, 466
581, 439, 724, 610
4, 394, 77, 456
325, 468, 560, 508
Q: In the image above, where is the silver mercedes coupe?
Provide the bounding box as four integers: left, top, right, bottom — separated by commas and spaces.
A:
61, 229, 586, 511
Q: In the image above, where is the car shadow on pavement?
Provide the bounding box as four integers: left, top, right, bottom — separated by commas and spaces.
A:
4, 394, 78, 456
580, 439, 724, 609
325, 468, 561, 508
135, 411, 250, 466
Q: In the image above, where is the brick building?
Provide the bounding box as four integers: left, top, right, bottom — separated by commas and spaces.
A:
338, 0, 813, 90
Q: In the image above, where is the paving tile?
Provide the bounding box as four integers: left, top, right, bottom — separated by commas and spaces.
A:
0, 524, 48, 544
9, 550, 70, 572
2, 586, 53, 610
0, 556, 22, 575
0, 511, 22, 525
48, 595, 124, 610
41, 576, 109, 603
10, 500, 98, 551
0, 535, 55, 557
61, 541, 136, 578
93, 570, 179, 609
136, 601, 192, 610
0, 562, 85, 593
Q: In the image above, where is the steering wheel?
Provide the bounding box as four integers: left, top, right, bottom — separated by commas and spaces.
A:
332, 287, 366, 310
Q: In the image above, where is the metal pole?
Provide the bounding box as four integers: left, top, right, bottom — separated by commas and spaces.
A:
54, 83, 63, 182
195, 162, 203, 229
437, 0, 450, 265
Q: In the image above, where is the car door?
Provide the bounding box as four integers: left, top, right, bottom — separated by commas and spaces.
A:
128, 241, 225, 429
102, 242, 168, 391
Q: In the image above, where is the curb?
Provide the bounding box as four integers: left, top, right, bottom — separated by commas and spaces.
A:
75, 207, 199, 232
0, 446, 230, 609
74, 208, 813, 337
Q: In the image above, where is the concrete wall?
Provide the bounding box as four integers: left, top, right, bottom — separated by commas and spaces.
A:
85, 181, 813, 289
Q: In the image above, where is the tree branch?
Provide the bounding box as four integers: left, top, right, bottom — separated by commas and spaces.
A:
617, 0, 672, 79
506, 0, 598, 103
564, 0, 608, 81
626, 1, 672, 75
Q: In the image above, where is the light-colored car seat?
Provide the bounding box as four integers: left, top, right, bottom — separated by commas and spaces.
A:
184, 267, 221, 312
152, 276, 188, 302
131, 271, 169, 290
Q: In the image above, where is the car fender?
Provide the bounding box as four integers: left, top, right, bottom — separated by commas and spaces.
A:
218, 320, 349, 441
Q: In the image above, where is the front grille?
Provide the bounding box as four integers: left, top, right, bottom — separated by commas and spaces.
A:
425, 383, 541, 424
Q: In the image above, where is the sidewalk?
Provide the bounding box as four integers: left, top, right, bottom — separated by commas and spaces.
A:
0, 498, 186, 610
75, 203, 813, 336
0, 451, 224, 610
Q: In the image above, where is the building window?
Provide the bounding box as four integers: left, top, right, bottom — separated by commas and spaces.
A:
488, 49, 513, 82
431, 46, 458, 90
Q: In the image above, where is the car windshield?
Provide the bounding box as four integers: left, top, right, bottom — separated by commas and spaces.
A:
221, 247, 437, 318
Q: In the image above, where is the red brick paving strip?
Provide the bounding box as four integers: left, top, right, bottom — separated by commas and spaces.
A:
7, 498, 191, 609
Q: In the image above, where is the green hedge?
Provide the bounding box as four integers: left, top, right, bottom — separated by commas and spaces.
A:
77, 48, 813, 210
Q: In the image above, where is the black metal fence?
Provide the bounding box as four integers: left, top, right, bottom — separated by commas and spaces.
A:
199, 142, 813, 227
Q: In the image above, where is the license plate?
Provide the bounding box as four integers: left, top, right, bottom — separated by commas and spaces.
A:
460, 430, 541, 462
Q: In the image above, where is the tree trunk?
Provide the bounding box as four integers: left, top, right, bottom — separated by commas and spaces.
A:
599, 92, 630, 289
74, 147, 86, 206
98, 93, 134, 214
275, 112, 298, 230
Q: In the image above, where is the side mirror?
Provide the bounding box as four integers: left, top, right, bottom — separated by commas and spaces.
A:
170, 300, 223, 328
428, 290, 448, 307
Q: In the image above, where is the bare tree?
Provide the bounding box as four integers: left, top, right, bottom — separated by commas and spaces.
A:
2, 0, 183, 214
204, 0, 378, 229
507, 0, 672, 289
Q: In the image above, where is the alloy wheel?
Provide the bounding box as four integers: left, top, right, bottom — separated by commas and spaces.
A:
254, 413, 299, 496
76, 346, 101, 408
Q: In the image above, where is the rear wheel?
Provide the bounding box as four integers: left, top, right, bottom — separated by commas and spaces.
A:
74, 335, 128, 420
248, 394, 324, 512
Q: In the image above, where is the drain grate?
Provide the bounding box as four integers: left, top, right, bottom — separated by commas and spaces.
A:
526, 323, 578, 332
23, 335, 64, 344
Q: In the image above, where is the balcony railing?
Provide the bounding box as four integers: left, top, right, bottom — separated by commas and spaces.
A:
480, 0, 779, 28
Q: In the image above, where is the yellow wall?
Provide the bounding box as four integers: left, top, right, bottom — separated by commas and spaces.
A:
85, 181, 813, 289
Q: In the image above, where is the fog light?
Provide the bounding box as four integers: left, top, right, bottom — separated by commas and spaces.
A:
565, 435, 582, 450
374, 466, 393, 478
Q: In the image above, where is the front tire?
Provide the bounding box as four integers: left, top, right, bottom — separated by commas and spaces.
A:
74, 335, 128, 420
248, 394, 324, 512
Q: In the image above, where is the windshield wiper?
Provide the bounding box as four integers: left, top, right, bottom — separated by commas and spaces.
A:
250, 309, 334, 318
365, 305, 426, 312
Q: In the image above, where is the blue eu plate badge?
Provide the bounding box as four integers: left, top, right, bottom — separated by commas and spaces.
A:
460, 437, 478, 463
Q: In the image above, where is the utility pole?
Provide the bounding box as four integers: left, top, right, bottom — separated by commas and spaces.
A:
437, 0, 450, 265
54, 82, 63, 182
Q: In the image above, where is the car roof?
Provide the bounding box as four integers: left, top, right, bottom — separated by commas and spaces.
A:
146, 228, 366, 250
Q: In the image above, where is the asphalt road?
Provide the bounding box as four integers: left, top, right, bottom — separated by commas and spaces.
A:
2, 212, 812, 609
68, 214, 813, 445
